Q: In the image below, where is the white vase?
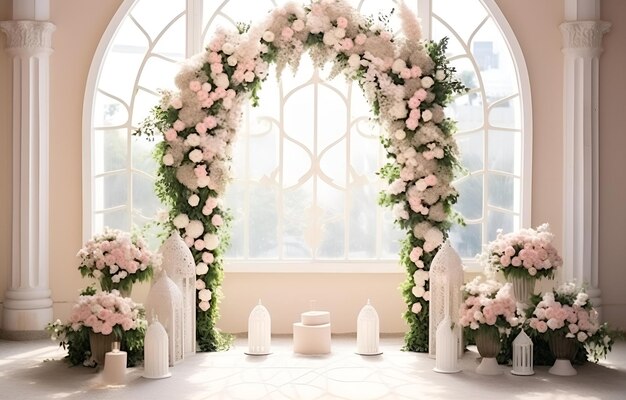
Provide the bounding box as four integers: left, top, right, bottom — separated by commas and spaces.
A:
507, 274, 535, 305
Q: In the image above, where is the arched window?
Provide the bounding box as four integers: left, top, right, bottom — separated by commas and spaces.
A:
83, 0, 531, 271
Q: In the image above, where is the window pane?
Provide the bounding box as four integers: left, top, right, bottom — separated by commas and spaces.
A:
94, 129, 127, 174
456, 132, 484, 173
95, 174, 128, 210
487, 210, 516, 242
489, 95, 521, 129
454, 174, 483, 221
488, 130, 521, 175
488, 174, 520, 212
449, 222, 482, 259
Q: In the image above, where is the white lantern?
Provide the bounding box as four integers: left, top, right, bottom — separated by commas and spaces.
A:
433, 315, 461, 373
511, 330, 534, 376
103, 341, 127, 385
356, 299, 381, 355
428, 240, 463, 358
160, 231, 196, 356
143, 316, 171, 379
246, 300, 271, 355
145, 271, 184, 366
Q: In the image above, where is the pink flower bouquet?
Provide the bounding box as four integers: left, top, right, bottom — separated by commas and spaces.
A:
526, 283, 613, 362
459, 276, 522, 337
77, 227, 156, 292
484, 223, 562, 280
68, 290, 146, 337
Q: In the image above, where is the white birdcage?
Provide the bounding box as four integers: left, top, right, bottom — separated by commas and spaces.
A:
143, 316, 171, 379
145, 271, 184, 366
511, 330, 534, 376
160, 230, 196, 356
357, 299, 381, 355
428, 240, 464, 358
247, 300, 271, 355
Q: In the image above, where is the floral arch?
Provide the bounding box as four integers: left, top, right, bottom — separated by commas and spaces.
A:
138, 0, 465, 352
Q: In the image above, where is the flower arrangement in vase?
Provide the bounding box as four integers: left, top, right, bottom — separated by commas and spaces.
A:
482, 223, 562, 304
77, 227, 157, 294
47, 288, 147, 367
526, 283, 613, 375
459, 276, 522, 375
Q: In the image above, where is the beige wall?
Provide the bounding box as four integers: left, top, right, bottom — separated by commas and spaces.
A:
0, 0, 624, 334
599, 0, 626, 329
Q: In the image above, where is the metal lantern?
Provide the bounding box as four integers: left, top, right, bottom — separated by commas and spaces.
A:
160, 231, 196, 356
143, 316, 171, 379
428, 240, 464, 358
511, 330, 534, 376
145, 271, 184, 366
356, 299, 381, 355
246, 300, 271, 355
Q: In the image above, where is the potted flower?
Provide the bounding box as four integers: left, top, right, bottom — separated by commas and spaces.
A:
482, 223, 562, 304
63, 290, 147, 366
459, 276, 522, 375
77, 227, 156, 295
526, 283, 613, 376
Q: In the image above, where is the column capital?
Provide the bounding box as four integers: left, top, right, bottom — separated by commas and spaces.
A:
560, 20, 611, 50
0, 20, 55, 52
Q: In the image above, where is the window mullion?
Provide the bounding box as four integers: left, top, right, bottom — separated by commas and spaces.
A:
186, 0, 204, 57
417, 0, 432, 41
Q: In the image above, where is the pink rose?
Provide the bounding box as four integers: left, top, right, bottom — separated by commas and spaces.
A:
336, 16, 348, 29
164, 128, 177, 141
355, 33, 367, 46
189, 80, 201, 92
211, 214, 224, 226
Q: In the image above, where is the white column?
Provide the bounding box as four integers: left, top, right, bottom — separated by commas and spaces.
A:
561, 0, 610, 313
0, 3, 55, 338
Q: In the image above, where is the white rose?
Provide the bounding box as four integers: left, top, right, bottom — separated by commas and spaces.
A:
322, 31, 339, 46
214, 73, 229, 88
189, 149, 203, 163
188, 194, 200, 207
198, 289, 212, 301
196, 262, 209, 275
227, 55, 238, 66
204, 233, 219, 250
348, 54, 361, 69
421, 109, 433, 122
577, 331, 588, 342
421, 76, 435, 89
411, 302, 422, 314
162, 153, 174, 166
423, 227, 444, 252
244, 71, 255, 82
186, 219, 204, 239
262, 31, 275, 42
199, 301, 210, 311
412, 285, 425, 298
221, 42, 235, 55
391, 59, 406, 73
435, 70, 446, 81
195, 279, 206, 290
173, 213, 190, 229
394, 129, 406, 140
186, 133, 200, 147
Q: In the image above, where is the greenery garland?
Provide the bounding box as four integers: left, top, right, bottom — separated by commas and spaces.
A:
137, 0, 465, 352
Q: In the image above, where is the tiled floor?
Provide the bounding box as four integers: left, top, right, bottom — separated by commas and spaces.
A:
0, 335, 625, 400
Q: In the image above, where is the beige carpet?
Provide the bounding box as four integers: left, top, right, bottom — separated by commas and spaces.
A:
0, 336, 625, 400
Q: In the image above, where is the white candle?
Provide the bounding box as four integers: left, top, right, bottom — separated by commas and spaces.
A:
103, 342, 127, 385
